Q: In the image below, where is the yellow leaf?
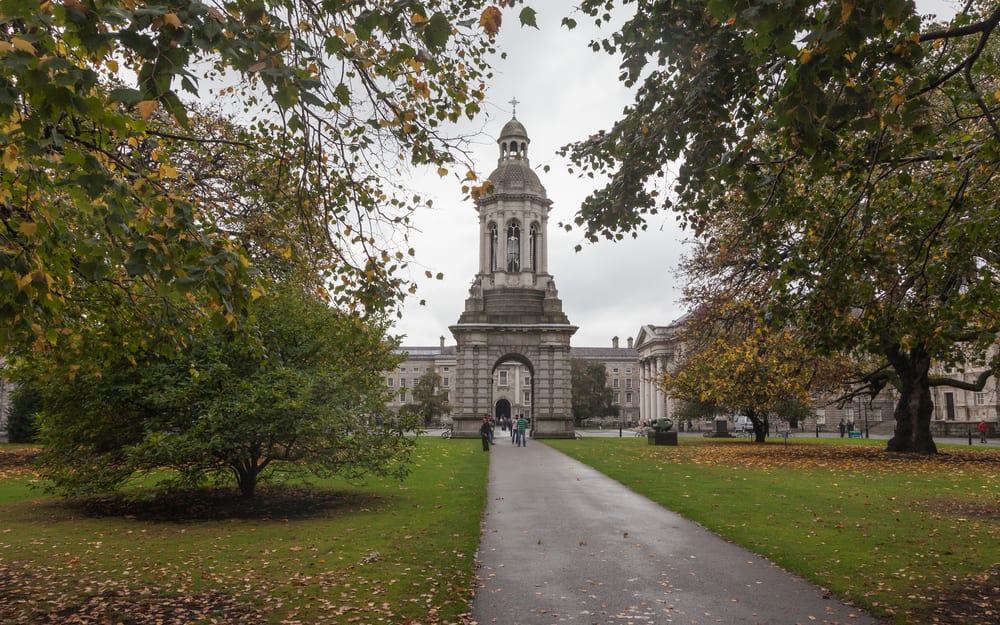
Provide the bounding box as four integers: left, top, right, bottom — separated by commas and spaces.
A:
276, 32, 290, 50
159, 163, 178, 179
11, 37, 36, 55
0, 41, 14, 54
411, 13, 427, 25
840, 0, 853, 23
18, 221, 37, 236
2, 144, 18, 171
436, 167, 448, 177
798, 47, 812, 64
162, 12, 181, 28
136, 99, 159, 120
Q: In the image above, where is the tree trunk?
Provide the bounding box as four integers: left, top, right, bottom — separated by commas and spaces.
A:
748, 409, 767, 443
885, 346, 937, 454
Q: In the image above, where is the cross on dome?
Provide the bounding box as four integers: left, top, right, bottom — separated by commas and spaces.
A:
509, 97, 520, 117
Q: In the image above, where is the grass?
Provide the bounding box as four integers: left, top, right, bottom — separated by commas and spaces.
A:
3, 436, 997, 625
545, 436, 1000, 625
0, 437, 489, 625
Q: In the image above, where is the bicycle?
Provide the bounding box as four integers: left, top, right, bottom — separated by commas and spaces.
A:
440, 425, 453, 439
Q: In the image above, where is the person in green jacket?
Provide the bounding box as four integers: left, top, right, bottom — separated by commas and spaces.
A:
516, 414, 528, 447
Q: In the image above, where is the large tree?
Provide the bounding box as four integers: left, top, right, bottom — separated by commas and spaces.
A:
571, 358, 619, 425
403, 369, 451, 426
663, 301, 846, 442
1, 0, 531, 355
27, 283, 409, 499
562, 0, 1000, 453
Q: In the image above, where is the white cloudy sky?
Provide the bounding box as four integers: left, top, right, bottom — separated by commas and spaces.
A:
393, 2, 687, 348
390, 0, 960, 348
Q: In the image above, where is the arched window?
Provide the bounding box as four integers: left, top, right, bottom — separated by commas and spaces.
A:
506, 223, 520, 272
529, 223, 539, 272
489, 223, 498, 272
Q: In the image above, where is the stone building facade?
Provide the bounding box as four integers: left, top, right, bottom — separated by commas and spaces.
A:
384, 117, 999, 437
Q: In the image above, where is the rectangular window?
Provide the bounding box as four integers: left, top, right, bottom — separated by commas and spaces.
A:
399, 389, 407, 402
615, 392, 621, 404
387, 378, 394, 387
845, 407, 854, 421
443, 377, 450, 387
443, 366, 450, 372
945, 392, 955, 420
625, 379, 632, 389
524, 375, 530, 385
524, 390, 531, 404
975, 392, 987, 406
413, 378, 419, 387
399, 378, 406, 388
626, 391, 633, 405
612, 367, 619, 374
499, 370, 508, 386
626, 368, 632, 375
613, 378, 620, 389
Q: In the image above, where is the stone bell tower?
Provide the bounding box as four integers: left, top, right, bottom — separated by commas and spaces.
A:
449, 115, 577, 438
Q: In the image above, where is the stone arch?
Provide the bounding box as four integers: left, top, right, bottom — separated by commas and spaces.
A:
448, 334, 574, 439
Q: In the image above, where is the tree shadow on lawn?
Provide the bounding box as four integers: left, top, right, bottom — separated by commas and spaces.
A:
69, 485, 389, 523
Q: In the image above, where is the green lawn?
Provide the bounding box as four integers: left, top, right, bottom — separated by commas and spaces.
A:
0, 437, 488, 625
546, 436, 1000, 625
3, 436, 996, 625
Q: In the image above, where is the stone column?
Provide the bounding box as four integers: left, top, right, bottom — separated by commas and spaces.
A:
654, 357, 664, 421
641, 359, 651, 424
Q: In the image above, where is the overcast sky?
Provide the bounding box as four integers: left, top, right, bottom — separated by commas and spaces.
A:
391, 0, 960, 348
393, 2, 687, 348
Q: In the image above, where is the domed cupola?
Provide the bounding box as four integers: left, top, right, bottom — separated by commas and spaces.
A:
485, 116, 547, 199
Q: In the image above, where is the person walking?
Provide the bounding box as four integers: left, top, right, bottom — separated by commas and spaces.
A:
978, 419, 988, 443
480, 415, 493, 452
838, 419, 846, 438
516, 413, 528, 447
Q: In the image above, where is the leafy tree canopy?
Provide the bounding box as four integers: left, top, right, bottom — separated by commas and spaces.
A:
1, 0, 534, 355
571, 357, 618, 424
24, 282, 409, 499
403, 369, 451, 426
563, 1, 1000, 453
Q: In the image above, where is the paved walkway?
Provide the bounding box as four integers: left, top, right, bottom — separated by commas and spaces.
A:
472, 439, 884, 625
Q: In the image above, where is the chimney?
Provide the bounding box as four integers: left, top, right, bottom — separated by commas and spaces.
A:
612, 336, 619, 349
440, 336, 445, 348
627, 337, 634, 349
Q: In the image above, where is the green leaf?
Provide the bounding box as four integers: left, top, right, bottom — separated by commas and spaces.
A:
423, 12, 451, 51
520, 7, 539, 28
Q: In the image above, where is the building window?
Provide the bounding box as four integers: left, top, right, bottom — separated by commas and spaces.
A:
626, 368, 632, 375
489, 223, 498, 272
399, 378, 406, 388
529, 223, 539, 272
613, 378, 620, 389
387, 378, 394, 387
845, 407, 854, 421
945, 392, 955, 420
443, 377, 450, 387
499, 369, 508, 386
612, 367, 619, 374
614, 392, 621, 404
399, 389, 407, 402
975, 392, 987, 405
524, 390, 531, 404
625, 379, 632, 389
443, 366, 450, 372
524, 374, 530, 385
626, 391, 633, 405
506, 223, 521, 271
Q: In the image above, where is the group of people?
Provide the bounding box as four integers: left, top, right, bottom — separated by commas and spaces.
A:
480, 413, 530, 451
837, 419, 856, 437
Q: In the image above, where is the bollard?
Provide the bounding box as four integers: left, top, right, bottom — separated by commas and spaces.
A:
969, 427, 973, 446
815, 425, 820, 438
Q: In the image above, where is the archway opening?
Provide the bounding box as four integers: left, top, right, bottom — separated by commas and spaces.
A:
492, 354, 534, 434
495, 398, 511, 421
